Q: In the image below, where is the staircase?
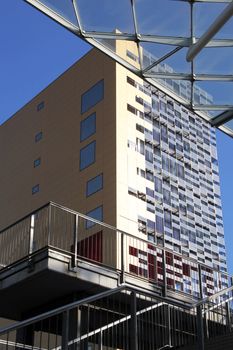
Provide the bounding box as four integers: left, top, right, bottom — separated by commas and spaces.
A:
181, 332, 233, 350
0, 284, 232, 350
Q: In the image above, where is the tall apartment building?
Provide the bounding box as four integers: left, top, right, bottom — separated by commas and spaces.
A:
0, 45, 228, 305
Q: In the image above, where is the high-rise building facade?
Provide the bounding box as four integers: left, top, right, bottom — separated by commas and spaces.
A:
0, 45, 228, 305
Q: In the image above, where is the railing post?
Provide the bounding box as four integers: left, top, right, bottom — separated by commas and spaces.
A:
71, 214, 78, 268
225, 301, 231, 333
62, 310, 69, 350
120, 232, 125, 284
48, 204, 52, 246
198, 265, 203, 300
28, 214, 35, 269
196, 305, 205, 350
166, 305, 172, 348
162, 249, 167, 297
130, 291, 138, 350
98, 330, 103, 350
29, 214, 35, 255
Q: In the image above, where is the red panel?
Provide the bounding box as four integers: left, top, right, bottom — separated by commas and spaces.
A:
148, 244, 156, 251
129, 246, 138, 257
148, 253, 155, 264
182, 263, 190, 277
129, 264, 138, 275
139, 267, 148, 278
148, 264, 156, 281
157, 267, 163, 275
77, 231, 102, 263
167, 278, 174, 288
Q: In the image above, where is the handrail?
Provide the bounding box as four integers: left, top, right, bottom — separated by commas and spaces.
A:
0, 283, 231, 350
203, 296, 233, 315
0, 285, 125, 336
0, 284, 197, 349
0, 201, 231, 282
0, 200, 232, 320
0, 284, 193, 337
61, 301, 167, 350
192, 284, 233, 309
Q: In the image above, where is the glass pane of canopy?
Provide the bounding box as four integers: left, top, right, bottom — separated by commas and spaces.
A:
38, 0, 79, 26
194, 81, 233, 107
195, 2, 233, 39
194, 3, 226, 37
76, 0, 135, 33
135, 0, 190, 37
23, 0, 233, 137
140, 43, 181, 71
195, 47, 233, 75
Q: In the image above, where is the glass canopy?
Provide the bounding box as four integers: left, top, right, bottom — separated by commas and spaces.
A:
24, 0, 233, 137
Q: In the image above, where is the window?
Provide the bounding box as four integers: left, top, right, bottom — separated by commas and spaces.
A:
34, 158, 41, 168
35, 131, 43, 143
80, 141, 96, 171
86, 174, 103, 197
81, 80, 104, 114
80, 113, 96, 142
127, 76, 136, 87
126, 50, 139, 62
136, 138, 144, 155
37, 101, 44, 111
163, 189, 171, 205
86, 206, 103, 229
173, 228, 180, 240
155, 177, 162, 194
127, 104, 137, 115
32, 184, 40, 195
156, 215, 164, 234
164, 210, 172, 229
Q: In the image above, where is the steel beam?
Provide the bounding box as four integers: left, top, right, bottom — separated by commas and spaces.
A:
142, 47, 182, 74
211, 109, 233, 126
187, 1, 233, 61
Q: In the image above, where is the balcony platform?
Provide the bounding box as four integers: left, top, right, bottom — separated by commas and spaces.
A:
1, 202, 222, 321
0, 247, 120, 320
0, 246, 195, 321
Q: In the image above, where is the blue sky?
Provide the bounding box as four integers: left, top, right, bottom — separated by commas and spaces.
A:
1, 1, 233, 273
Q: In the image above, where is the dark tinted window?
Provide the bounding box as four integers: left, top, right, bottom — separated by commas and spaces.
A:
86, 174, 103, 197
86, 206, 103, 229
34, 158, 41, 167
35, 131, 43, 142
37, 101, 44, 111
81, 80, 104, 114
32, 184, 40, 195
80, 141, 96, 170
80, 113, 96, 142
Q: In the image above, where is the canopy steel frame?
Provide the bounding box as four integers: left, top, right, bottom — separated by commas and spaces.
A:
23, 0, 233, 137
187, 1, 233, 61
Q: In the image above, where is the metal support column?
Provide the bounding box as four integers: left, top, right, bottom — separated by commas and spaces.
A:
62, 311, 69, 350
196, 305, 205, 350
166, 305, 172, 348
225, 301, 231, 333
130, 291, 138, 350
71, 214, 78, 268
69, 307, 81, 350
120, 232, 125, 284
